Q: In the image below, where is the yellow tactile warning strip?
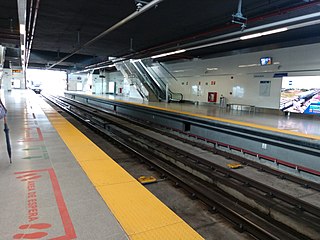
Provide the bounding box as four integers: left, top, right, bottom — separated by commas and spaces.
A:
42, 105, 204, 240
90, 95, 320, 141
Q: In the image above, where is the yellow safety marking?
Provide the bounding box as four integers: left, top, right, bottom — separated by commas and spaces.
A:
81, 93, 320, 140
41, 103, 203, 240
97, 182, 202, 239
80, 160, 134, 186
130, 222, 202, 240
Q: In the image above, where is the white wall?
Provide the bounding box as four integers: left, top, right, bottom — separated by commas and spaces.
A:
164, 42, 320, 109
12, 70, 25, 89
108, 71, 124, 95
1, 68, 25, 90
68, 73, 88, 91
1, 69, 13, 91
69, 71, 124, 94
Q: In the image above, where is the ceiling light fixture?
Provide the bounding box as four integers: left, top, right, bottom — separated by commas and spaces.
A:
238, 64, 259, 68
240, 27, 288, 40
151, 49, 186, 59
19, 24, 25, 35
206, 68, 219, 71
172, 69, 191, 73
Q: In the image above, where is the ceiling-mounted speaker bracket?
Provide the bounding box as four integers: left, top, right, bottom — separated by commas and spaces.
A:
135, 0, 149, 11
232, 0, 247, 31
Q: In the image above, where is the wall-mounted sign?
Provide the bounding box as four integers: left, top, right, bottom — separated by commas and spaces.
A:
280, 76, 320, 114
259, 80, 271, 96
273, 73, 288, 78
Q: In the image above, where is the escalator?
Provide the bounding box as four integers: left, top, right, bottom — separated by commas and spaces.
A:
116, 58, 183, 102
141, 59, 183, 102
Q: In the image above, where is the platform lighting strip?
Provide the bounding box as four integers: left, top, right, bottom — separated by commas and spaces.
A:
20, 24, 26, 69
238, 61, 280, 68
151, 27, 288, 59
73, 64, 115, 74
151, 49, 186, 59
240, 27, 288, 40
19, 24, 25, 34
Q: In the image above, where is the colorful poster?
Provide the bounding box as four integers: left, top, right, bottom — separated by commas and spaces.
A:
280, 76, 320, 114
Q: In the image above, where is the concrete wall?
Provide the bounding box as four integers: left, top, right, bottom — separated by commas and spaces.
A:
164, 42, 320, 109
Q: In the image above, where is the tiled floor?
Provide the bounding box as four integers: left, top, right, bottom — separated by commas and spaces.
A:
0, 90, 128, 239
0, 89, 203, 240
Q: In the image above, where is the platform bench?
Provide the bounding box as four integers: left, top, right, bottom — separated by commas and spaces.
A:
226, 103, 256, 113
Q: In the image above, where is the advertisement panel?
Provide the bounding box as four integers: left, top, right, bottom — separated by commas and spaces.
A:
280, 76, 320, 114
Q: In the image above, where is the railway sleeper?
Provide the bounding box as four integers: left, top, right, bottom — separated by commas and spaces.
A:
122, 132, 320, 239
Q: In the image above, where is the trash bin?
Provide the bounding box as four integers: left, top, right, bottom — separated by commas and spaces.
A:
220, 96, 226, 108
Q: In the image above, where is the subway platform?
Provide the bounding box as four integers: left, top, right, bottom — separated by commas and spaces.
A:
62, 91, 320, 182
67, 91, 320, 139
0, 89, 203, 240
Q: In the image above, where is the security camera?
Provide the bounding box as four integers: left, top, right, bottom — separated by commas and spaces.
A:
136, 2, 143, 11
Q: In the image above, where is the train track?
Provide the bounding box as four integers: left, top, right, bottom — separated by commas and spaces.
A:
44, 94, 320, 239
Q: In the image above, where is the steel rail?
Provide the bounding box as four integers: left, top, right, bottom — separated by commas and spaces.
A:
57, 94, 320, 191
63, 92, 320, 180
44, 95, 320, 237
43, 94, 304, 239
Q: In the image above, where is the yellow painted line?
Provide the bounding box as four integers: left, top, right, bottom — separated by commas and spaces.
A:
41, 102, 204, 240
77, 93, 320, 141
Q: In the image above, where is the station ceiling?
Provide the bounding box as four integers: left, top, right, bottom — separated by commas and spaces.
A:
1, 0, 320, 71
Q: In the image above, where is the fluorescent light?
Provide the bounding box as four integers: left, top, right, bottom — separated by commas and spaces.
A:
262, 27, 288, 36
19, 24, 25, 34
173, 69, 189, 73
240, 33, 262, 40
151, 49, 186, 59
206, 67, 218, 71
240, 27, 288, 40
130, 59, 140, 63
188, 38, 238, 51
238, 64, 259, 68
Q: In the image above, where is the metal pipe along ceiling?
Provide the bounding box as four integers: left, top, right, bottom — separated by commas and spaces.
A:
27, 0, 35, 41
84, 0, 320, 71
46, 0, 164, 70
83, 12, 320, 71
170, 12, 320, 53
26, 0, 40, 68
121, 0, 320, 60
